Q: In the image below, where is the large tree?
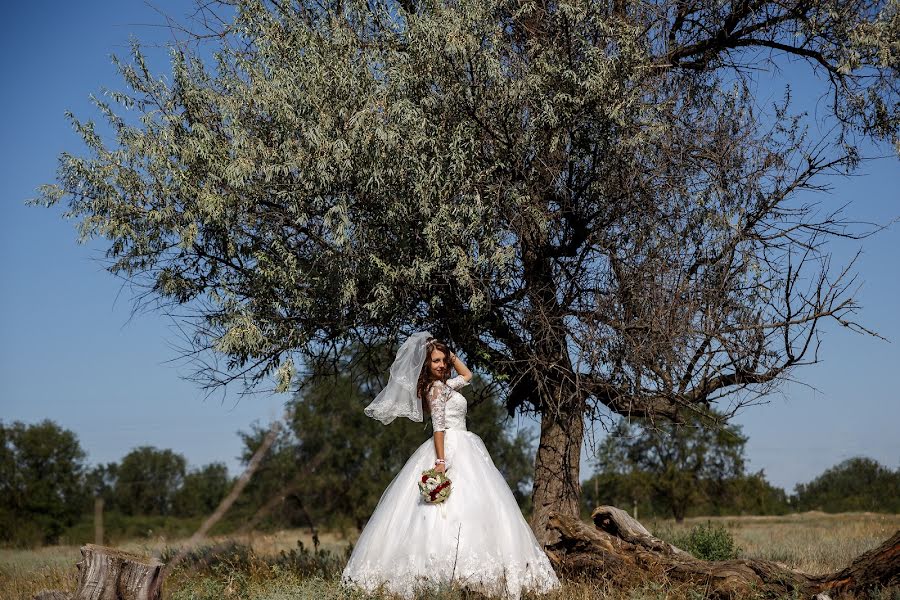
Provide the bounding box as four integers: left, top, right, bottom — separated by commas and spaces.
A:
33, 0, 898, 543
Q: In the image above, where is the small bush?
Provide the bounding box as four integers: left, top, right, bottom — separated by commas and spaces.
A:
672, 522, 740, 561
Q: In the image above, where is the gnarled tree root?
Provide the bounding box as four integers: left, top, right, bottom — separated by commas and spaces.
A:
545, 506, 899, 599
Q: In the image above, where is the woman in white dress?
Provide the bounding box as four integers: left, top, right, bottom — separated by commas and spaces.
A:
341, 332, 560, 599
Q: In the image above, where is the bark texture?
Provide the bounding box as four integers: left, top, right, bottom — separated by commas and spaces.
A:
530, 405, 584, 546
545, 506, 900, 599
33, 544, 164, 600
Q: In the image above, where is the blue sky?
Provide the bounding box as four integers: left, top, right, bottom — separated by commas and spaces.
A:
1, 1, 897, 494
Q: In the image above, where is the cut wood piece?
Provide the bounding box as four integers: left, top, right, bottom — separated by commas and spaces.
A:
33, 544, 164, 600
548, 506, 900, 599
74, 544, 164, 600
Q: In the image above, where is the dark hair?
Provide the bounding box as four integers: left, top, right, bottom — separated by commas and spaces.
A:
417, 337, 451, 412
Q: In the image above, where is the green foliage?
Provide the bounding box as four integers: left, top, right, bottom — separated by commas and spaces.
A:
173, 462, 231, 517
114, 446, 187, 516
581, 470, 656, 519
60, 512, 208, 545
670, 522, 741, 561
231, 423, 307, 529
582, 469, 791, 521
793, 457, 900, 513
587, 414, 780, 521
83, 462, 119, 511
85, 451, 233, 520
724, 471, 790, 517
285, 349, 433, 530
0, 420, 87, 546
0, 418, 238, 548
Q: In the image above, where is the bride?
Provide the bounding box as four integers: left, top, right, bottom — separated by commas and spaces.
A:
341, 331, 560, 599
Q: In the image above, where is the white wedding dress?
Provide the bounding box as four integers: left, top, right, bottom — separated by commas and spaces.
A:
341, 375, 560, 599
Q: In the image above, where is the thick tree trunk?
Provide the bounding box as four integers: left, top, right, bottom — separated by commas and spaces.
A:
530, 404, 584, 546
545, 505, 900, 599
33, 544, 164, 600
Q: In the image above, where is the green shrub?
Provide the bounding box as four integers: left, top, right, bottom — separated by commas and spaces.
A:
672, 522, 740, 561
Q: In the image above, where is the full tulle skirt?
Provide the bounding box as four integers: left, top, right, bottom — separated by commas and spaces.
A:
341, 429, 560, 599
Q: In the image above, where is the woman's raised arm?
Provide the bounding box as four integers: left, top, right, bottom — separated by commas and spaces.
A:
449, 351, 472, 382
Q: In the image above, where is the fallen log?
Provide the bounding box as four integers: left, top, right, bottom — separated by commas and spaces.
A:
33, 544, 164, 600
545, 506, 899, 599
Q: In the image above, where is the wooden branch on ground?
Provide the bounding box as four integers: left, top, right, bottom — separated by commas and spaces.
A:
546, 506, 900, 599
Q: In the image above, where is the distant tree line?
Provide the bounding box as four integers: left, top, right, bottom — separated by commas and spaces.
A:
792, 457, 900, 513
581, 414, 899, 521
83, 447, 232, 519
4, 347, 896, 547
0, 419, 232, 547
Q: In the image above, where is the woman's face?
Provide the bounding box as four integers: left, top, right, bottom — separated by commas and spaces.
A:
428, 349, 448, 379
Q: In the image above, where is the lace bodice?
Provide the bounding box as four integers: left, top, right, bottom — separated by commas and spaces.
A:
426, 375, 470, 431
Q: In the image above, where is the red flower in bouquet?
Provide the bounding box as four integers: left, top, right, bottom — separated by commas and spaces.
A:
418, 467, 452, 504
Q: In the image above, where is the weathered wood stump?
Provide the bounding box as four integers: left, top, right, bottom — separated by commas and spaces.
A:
33, 544, 164, 600
546, 505, 900, 599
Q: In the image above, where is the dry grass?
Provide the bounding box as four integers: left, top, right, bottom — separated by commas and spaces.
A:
648, 511, 900, 575
0, 544, 78, 600
2, 512, 897, 600
0, 529, 355, 600
227, 528, 349, 556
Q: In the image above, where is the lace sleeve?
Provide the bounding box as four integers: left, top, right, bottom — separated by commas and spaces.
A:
446, 375, 470, 391
427, 382, 448, 432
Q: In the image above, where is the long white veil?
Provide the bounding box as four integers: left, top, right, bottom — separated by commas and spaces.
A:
363, 331, 432, 424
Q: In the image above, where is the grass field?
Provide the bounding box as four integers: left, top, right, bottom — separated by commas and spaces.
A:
2, 512, 897, 600
650, 511, 900, 574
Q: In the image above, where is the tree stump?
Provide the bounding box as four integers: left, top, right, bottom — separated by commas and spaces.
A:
546, 506, 900, 599
33, 544, 164, 600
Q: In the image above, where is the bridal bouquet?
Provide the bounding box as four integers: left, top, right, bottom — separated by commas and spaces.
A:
418, 468, 452, 504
